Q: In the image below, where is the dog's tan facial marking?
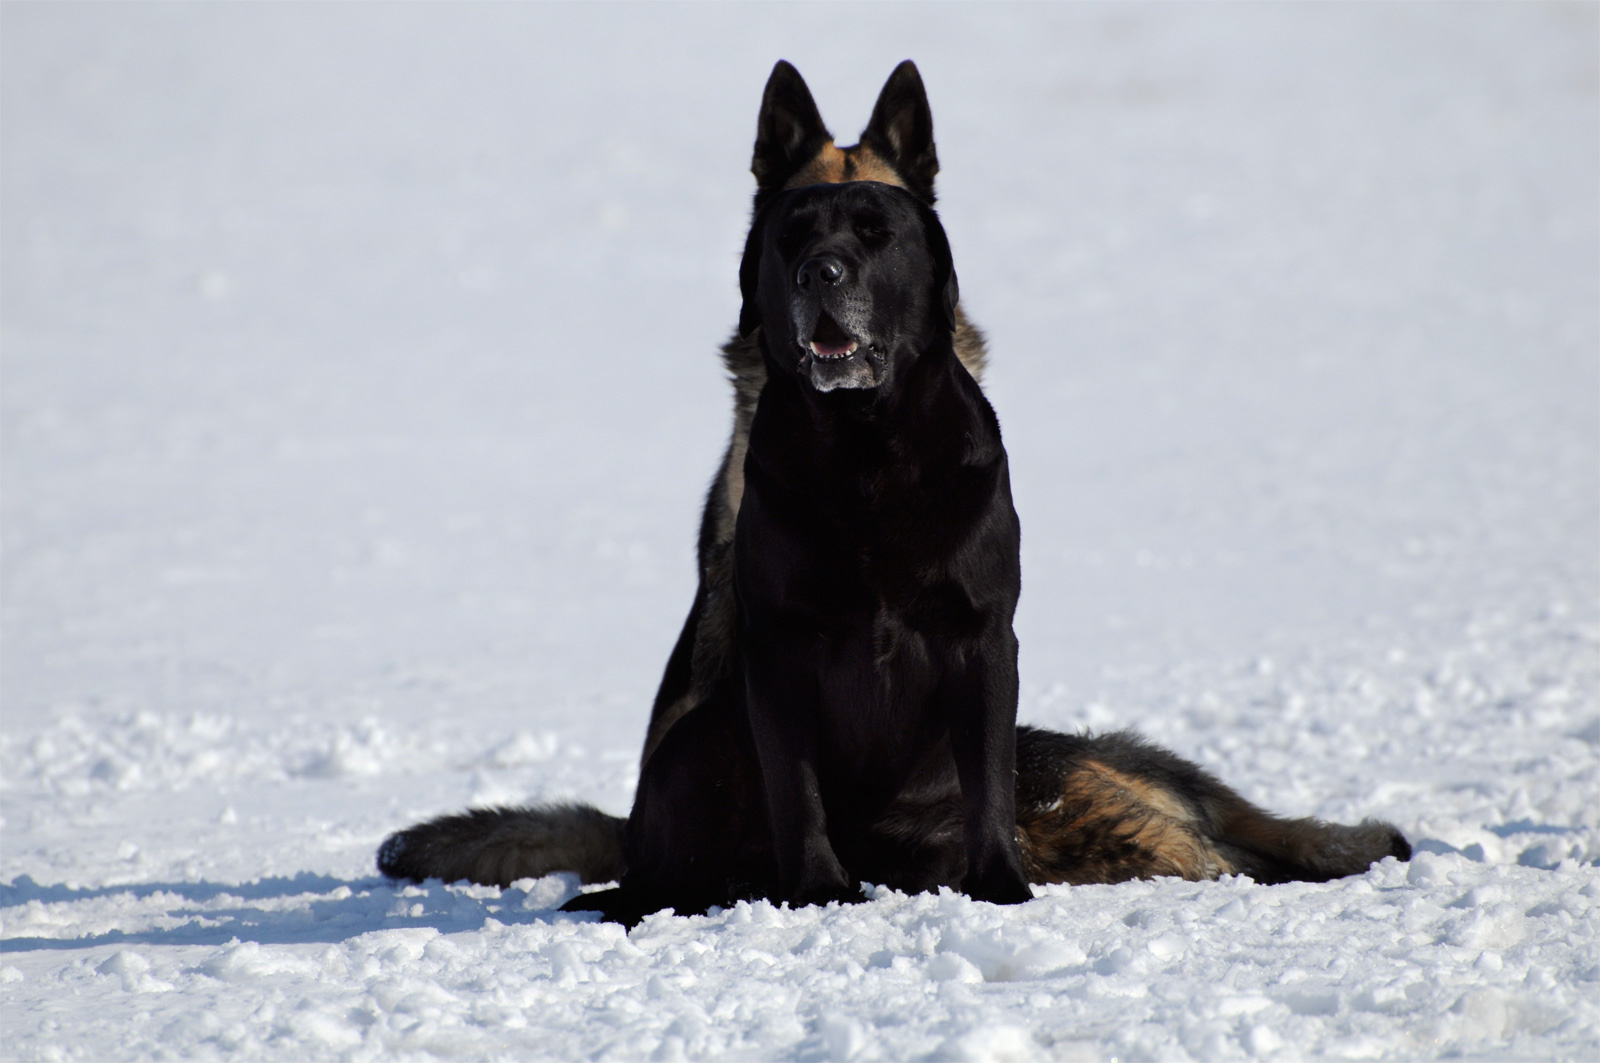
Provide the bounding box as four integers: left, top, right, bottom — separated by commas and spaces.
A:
783, 143, 908, 191
842, 145, 904, 187
785, 142, 847, 188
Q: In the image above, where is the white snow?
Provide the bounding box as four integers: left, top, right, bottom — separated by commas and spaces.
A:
3, 3, 1596, 1060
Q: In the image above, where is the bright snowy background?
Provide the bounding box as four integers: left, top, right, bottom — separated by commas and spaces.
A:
3, 4, 1596, 1060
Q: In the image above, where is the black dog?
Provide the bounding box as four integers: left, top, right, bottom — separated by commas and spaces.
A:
563, 180, 1031, 923
379, 161, 1414, 920
640, 60, 990, 773
382, 180, 1412, 923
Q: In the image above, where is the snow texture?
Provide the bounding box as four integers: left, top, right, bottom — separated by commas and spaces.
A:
3, 4, 1597, 1060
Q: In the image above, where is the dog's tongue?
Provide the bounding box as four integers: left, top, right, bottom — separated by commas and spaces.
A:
809, 312, 856, 358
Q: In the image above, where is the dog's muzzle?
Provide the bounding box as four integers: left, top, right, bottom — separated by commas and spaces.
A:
790, 253, 881, 391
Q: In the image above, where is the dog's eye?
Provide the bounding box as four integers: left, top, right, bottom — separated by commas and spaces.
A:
776, 222, 811, 257
855, 225, 893, 247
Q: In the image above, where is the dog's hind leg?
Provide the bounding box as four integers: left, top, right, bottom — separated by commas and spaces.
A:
377, 804, 627, 888
1197, 788, 1413, 884
1013, 727, 1409, 886
639, 582, 705, 767
1014, 728, 1232, 884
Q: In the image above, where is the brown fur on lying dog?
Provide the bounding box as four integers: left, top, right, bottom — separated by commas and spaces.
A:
380, 729, 1409, 892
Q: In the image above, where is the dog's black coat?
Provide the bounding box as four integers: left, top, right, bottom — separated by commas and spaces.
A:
566, 182, 1031, 922
377, 62, 1413, 914
637, 61, 986, 772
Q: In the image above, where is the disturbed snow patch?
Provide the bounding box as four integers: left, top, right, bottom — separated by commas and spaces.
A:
4, 861, 1598, 1060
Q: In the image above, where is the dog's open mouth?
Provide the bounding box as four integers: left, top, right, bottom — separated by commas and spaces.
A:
807, 312, 858, 361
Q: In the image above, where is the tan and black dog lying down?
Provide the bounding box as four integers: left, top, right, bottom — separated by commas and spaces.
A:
381, 727, 1410, 898
377, 64, 1409, 921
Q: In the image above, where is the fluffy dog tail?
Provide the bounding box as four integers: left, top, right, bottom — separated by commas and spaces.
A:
1014, 727, 1410, 887
377, 803, 627, 888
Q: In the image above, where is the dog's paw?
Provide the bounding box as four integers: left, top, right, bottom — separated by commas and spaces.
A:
789, 880, 867, 909
559, 887, 668, 928
960, 869, 1033, 906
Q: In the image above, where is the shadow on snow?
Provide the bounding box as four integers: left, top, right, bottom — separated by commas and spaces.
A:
0, 872, 597, 953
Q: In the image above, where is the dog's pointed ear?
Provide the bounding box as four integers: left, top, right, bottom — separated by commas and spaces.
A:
919, 201, 958, 334
737, 203, 769, 339
860, 60, 939, 204
752, 61, 833, 193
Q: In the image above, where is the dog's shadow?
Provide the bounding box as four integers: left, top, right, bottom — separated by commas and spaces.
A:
0, 872, 595, 954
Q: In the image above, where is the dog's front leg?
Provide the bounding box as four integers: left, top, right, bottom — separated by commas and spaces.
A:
743, 649, 859, 908
946, 626, 1033, 905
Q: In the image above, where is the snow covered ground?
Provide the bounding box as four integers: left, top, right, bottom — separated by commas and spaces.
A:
3, 3, 1596, 1059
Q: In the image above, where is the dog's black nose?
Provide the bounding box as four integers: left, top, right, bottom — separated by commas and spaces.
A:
797, 255, 846, 289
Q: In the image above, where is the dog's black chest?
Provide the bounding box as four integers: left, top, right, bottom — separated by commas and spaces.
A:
737, 447, 990, 632
734, 390, 1011, 787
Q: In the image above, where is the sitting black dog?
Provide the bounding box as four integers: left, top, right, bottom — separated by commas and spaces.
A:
569, 181, 1038, 922
384, 182, 1411, 924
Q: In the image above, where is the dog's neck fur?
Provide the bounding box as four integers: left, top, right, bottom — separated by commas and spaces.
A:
750, 333, 997, 501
